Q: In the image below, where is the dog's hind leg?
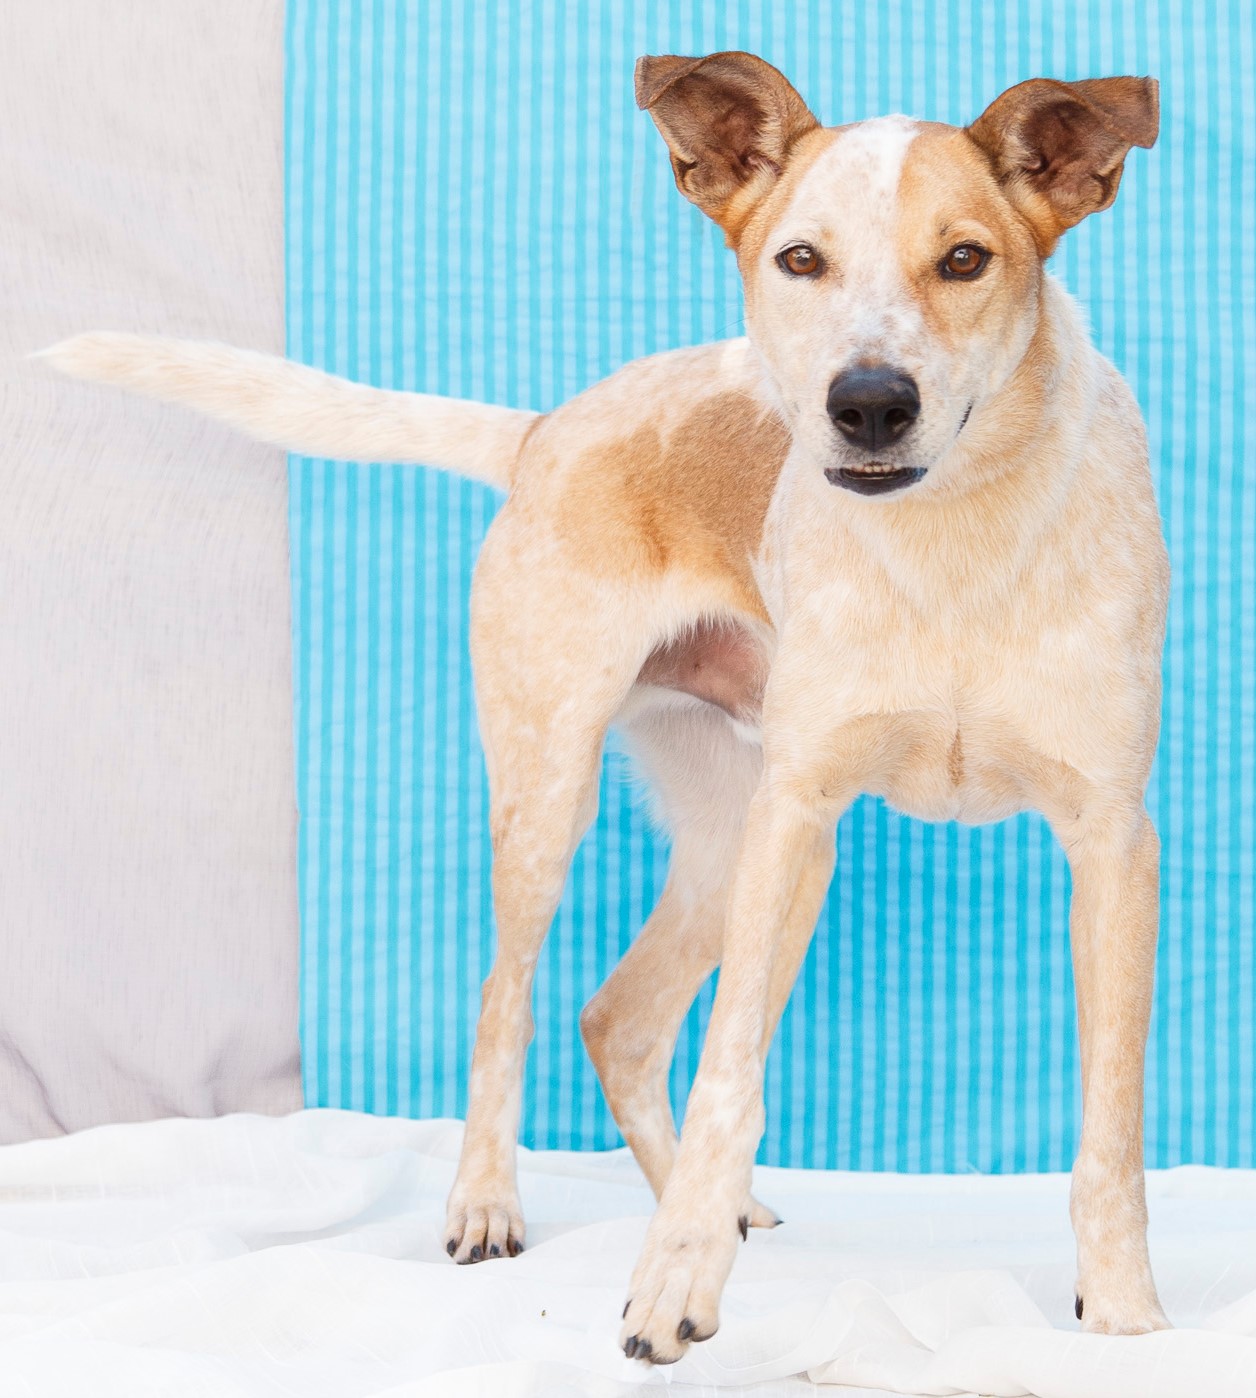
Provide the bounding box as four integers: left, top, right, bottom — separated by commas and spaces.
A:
581, 704, 779, 1227
580, 877, 783, 1232
581, 838, 836, 1229
443, 524, 649, 1265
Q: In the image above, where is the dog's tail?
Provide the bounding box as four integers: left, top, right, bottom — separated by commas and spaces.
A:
36, 332, 539, 492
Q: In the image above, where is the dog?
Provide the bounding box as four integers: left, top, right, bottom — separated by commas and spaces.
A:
44, 51, 1165, 1365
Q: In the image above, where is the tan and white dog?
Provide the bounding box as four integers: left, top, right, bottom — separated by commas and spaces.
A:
44, 52, 1166, 1364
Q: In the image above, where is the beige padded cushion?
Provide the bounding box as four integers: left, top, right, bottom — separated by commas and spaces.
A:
0, 0, 302, 1140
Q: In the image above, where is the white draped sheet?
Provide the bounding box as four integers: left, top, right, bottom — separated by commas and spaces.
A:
1, 1111, 1252, 1397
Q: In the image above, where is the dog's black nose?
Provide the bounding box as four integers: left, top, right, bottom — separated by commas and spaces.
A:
827, 366, 920, 450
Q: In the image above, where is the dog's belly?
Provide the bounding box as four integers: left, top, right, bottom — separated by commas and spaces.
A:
635, 618, 767, 725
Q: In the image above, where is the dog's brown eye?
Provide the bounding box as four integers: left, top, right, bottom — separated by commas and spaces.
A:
777, 244, 822, 277
941, 244, 989, 279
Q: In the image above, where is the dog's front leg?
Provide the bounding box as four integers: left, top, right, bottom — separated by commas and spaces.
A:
1059, 805, 1169, 1334
617, 717, 866, 1364
619, 791, 835, 1362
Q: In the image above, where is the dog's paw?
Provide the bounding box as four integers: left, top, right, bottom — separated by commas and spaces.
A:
619, 1212, 739, 1364
1075, 1271, 1170, 1335
444, 1193, 525, 1264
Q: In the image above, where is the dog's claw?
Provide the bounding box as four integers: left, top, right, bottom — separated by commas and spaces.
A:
678, 1317, 695, 1341
624, 1328, 684, 1364
738, 1214, 749, 1241
445, 1238, 456, 1257
1075, 1294, 1084, 1320
741, 1193, 780, 1230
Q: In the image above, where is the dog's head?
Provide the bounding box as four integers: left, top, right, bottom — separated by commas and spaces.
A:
637, 53, 1158, 498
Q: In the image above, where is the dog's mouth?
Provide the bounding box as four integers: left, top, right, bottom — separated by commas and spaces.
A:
824, 463, 926, 496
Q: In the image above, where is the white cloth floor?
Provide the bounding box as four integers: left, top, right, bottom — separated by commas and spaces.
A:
0, 1110, 1253, 1397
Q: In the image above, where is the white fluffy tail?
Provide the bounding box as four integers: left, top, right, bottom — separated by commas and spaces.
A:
37, 332, 539, 491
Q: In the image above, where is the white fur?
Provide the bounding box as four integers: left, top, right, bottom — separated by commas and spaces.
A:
37, 333, 537, 490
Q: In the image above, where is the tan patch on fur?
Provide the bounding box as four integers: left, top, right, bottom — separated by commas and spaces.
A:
555, 390, 789, 619
894, 125, 1042, 353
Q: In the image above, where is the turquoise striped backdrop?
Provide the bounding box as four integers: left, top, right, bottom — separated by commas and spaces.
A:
285, 0, 1256, 1171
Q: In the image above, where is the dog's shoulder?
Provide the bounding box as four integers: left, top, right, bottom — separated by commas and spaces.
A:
508, 339, 787, 610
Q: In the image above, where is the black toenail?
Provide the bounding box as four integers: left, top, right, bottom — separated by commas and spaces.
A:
774, 1217, 784, 1227
469, 1244, 483, 1262
623, 1300, 631, 1319
489, 1243, 500, 1257
508, 1238, 524, 1257
446, 1238, 456, 1257
1075, 1294, 1084, 1320
636, 1338, 653, 1360
738, 1214, 749, 1241
678, 1317, 694, 1341
624, 1336, 638, 1358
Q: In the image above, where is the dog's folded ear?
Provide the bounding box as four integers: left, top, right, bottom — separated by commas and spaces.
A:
967, 76, 1159, 254
635, 52, 819, 241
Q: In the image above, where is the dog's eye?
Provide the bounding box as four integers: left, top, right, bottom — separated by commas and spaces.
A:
940, 244, 989, 279
777, 244, 823, 277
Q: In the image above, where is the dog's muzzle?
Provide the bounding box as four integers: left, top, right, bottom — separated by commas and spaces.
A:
825, 364, 924, 495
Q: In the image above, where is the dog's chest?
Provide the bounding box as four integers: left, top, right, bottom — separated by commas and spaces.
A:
751, 479, 1159, 824
878, 707, 1038, 826
779, 578, 1120, 826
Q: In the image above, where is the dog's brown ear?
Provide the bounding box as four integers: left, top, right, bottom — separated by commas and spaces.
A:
967, 76, 1159, 254
635, 51, 819, 240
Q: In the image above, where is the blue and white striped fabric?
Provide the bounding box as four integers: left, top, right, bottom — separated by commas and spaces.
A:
285, 0, 1255, 1171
